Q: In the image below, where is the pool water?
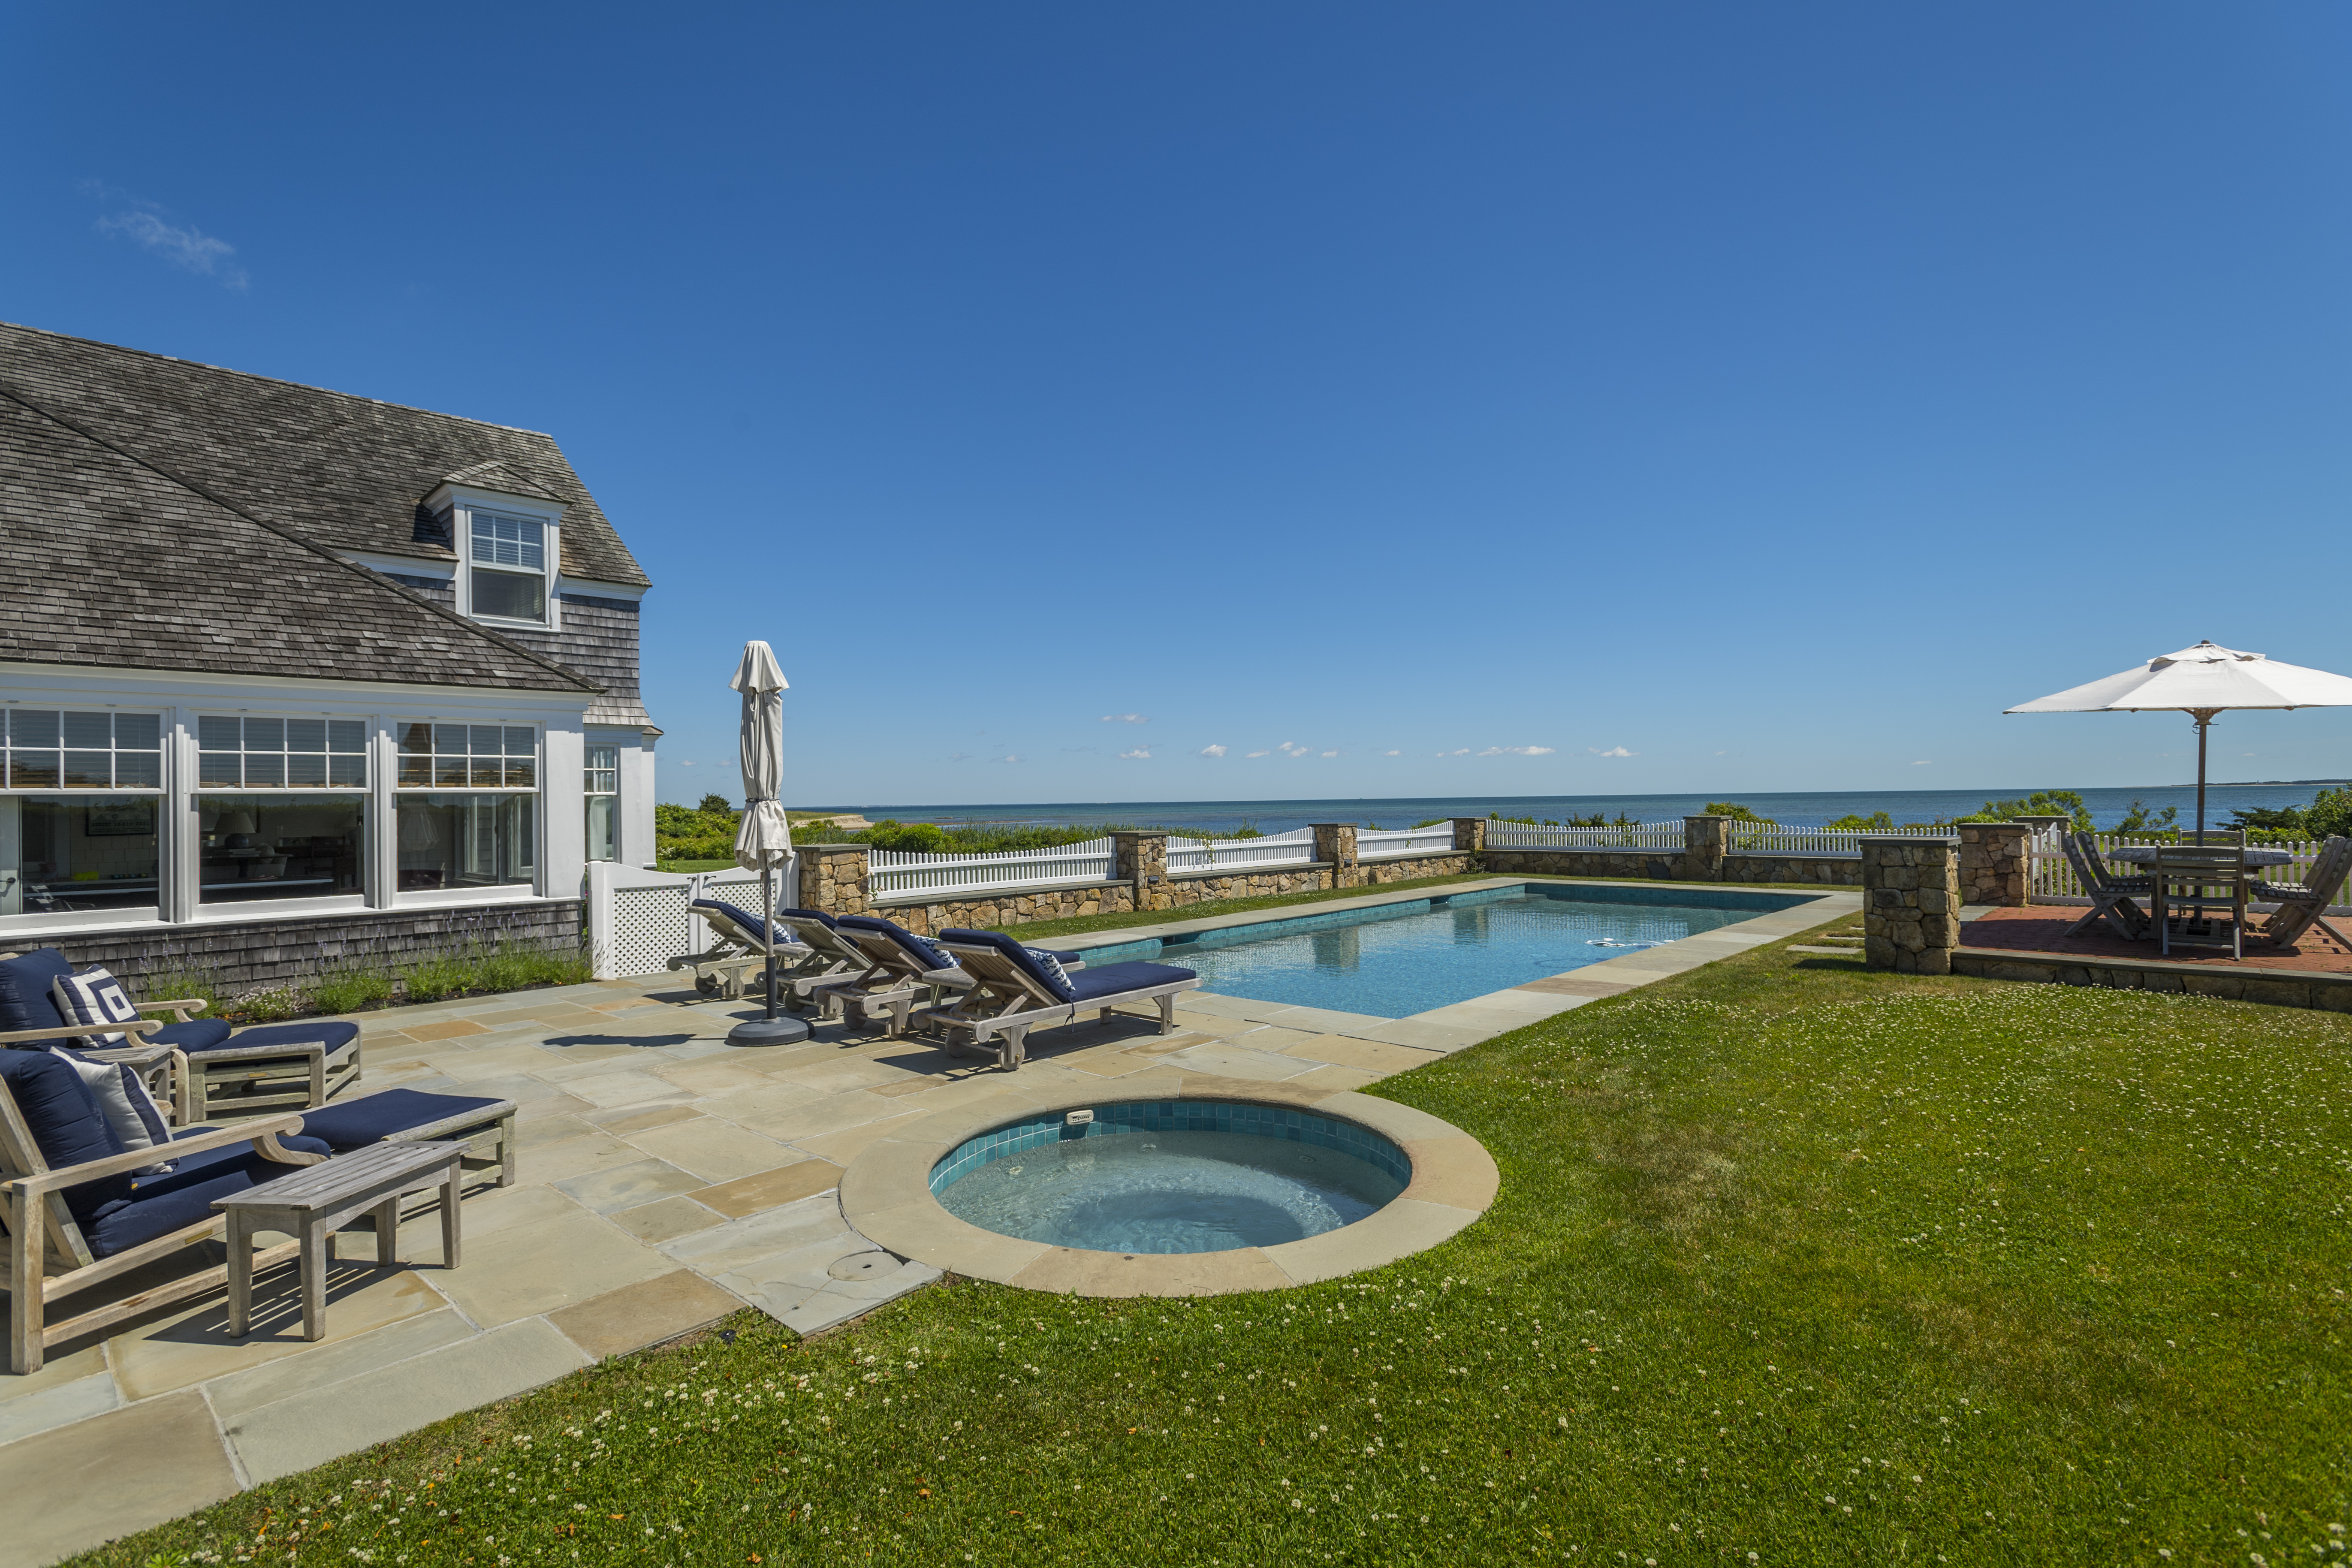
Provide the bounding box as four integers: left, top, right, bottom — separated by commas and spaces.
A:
1081, 883, 1805, 1016
931, 1101, 1411, 1254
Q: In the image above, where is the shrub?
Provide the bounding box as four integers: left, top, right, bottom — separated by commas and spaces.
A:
1703, 802, 1774, 823
1961, 790, 2094, 830
1823, 810, 1896, 831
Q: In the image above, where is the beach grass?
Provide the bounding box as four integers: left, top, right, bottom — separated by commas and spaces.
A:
72, 936, 2352, 1567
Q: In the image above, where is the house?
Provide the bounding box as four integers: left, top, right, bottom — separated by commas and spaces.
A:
0, 322, 656, 988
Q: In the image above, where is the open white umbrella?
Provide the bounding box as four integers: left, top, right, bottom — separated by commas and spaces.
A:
727, 639, 805, 1045
2006, 640, 2352, 839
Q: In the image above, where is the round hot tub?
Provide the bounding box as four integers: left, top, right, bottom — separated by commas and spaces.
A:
930, 1099, 1410, 1254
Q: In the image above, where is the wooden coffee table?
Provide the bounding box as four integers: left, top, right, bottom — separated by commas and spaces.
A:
214, 1140, 467, 1341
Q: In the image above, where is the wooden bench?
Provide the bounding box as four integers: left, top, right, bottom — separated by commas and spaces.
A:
214, 1140, 467, 1342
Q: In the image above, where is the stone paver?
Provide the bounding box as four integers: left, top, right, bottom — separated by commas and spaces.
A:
0, 877, 1852, 1565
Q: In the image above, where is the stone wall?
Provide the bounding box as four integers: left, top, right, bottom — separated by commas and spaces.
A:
1477, 847, 1863, 886
1954, 946, 2352, 1012
792, 829, 1475, 935
1957, 822, 2032, 908
1722, 853, 1867, 887
1862, 837, 1960, 974
42, 900, 583, 995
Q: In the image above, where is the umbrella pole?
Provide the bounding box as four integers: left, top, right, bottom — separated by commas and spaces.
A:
763, 863, 778, 1021
2193, 709, 2213, 845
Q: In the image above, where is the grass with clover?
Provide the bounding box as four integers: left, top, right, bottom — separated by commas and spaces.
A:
72, 940, 2352, 1568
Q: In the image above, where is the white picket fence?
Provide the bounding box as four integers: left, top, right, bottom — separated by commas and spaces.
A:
1355, 823, 1457, 860
867, 836, 1116, 899
2028, 829, 2352, 911
1484, 819, 1686, 850
1728, 825, 1933, 856
1165, 826, 1320, 874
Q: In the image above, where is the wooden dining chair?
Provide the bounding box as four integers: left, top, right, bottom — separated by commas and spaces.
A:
2060, 832, 2150, 940
2152, 843, 2249, 960
2254, 835, 2352, 953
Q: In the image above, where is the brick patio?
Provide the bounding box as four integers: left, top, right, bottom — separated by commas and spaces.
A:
1958, 904, 2352, 974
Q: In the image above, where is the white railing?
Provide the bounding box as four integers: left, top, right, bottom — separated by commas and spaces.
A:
867, 836, 1116, 899
585, 860, 775, 979
1166, 825, 1320, 874
1355, 824, 1457, 859
1484, 819, 1686, 850
1728, 825, 1948, 856
2029, 829, 2352, 911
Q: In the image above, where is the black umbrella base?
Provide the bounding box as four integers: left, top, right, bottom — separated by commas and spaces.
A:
729, 1015, 811, 1047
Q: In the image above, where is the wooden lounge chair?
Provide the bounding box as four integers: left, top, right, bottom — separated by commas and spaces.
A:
917, 929, 1199, 1070
669, 896, 852, 1002
1, 1053, 516, 1373
0, 948, 360, 1121
2060, 832, 2151, 941
822, 917, 1095, 1038
2254, 835, 2352, 953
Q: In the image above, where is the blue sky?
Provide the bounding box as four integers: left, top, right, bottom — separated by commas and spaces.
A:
7, 3, 2351, 806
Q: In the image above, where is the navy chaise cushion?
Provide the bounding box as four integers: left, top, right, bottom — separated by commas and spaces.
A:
83, 1128, 334, 1259
937, 928, 1073, 999
299, 1087, 505, 1152
148, 1018, 235, 1052
0, 1049, 133, 1217
836, 915, 958, 973
177, 1019, 361, 1056
692, 899, 808, 949
0, 948, 80, 1040
1065, 960, 1198, 1003
775, 907, 839, 929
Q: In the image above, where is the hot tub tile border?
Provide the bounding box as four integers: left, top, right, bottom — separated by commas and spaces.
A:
844, 1072, 1498, 1297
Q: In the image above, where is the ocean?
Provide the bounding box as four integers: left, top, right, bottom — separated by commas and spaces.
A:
836, 783, 2349, 835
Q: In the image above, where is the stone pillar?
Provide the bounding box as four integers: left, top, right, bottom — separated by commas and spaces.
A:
796, 844, 869, 917
1678, 815, 1731, 882
1113, 831, 1170, 911
1861, 836, 1961, 974
1450, 817, 1487, 853
1957, 821, 2031, 908
1312, 823, 1360, 890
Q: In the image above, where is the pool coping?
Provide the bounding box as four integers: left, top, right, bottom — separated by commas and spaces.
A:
1046, 876, 1860, 1049
839, 1072, 1500, 1296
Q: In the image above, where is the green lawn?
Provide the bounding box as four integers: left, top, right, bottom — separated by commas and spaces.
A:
84, 941, 2352, 1567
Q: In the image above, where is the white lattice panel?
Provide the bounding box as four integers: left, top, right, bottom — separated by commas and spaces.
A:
608, 884, 691, 979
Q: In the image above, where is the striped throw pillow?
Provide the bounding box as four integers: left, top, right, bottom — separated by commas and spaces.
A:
51, 965, 141, 1046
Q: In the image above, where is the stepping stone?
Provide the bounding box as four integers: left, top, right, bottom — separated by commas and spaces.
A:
1787, 945, 1866, 956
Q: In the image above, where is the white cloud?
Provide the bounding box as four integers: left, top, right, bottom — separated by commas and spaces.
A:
1245, 750, 1269, 758
950, 752, 972, 761
1278, 740, 1296, 750
1321, 750, 1338, 757
1119, 748, 1152, 760
96, 206, 248, 288
1384, 750, 1399, 757
1912, 759, 1932, 766
680, 760, 696, 767
1588, 746, 1636, 758
1199, 744, 1227, 757
1101, 713, 1148, 724
1478, 745, 1556, 757
1291, 749, 1311, 759
998, 754, 1019, 763
1449, 748, 1471, 756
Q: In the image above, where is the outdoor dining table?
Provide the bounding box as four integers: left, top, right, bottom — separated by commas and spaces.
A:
2103, 844, 2292, 950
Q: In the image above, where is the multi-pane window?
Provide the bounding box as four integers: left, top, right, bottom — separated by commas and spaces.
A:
585, 743, 618, 862
198, 716, 368, 788
469, 510, 550, 622
397, 724, 538, 788
3, 710, 163, 789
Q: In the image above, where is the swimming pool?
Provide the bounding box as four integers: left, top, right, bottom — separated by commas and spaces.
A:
1076, 882, 1811, 1016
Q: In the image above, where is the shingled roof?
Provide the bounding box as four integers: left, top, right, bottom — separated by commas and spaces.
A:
0, 329, 616, 694
0, 323, 647, 587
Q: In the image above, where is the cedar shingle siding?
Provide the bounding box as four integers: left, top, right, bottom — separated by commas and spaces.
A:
0, 322, 649, 712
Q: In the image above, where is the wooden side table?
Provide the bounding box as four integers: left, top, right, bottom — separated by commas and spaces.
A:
214, 1140, 467, 1341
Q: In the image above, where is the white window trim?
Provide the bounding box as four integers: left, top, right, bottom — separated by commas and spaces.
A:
448, 489, 564, 632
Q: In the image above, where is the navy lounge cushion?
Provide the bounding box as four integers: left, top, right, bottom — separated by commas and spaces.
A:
299, 1088, 504, 1152
0, 948, 78, 1038
837, 916, 956, 973
692, 899, 807, 949
180, 1019, 361, 1057
148, 1019, 235, 1052
938, 929, 1078, 1001
1065, 960, 1198, 1003
83, 1128, 333, 1259
775, 907, 839, 929
0, 1049, 133, 1218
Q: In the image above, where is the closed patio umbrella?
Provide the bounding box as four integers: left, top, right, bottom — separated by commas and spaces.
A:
2006, 641, 2352, 840
727, 639, 806, 1046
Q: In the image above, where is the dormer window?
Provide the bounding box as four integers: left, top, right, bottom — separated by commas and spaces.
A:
468, 510, 551, 623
